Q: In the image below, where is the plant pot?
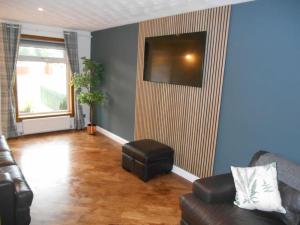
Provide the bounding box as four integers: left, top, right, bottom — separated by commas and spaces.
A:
87, 124, 96, 135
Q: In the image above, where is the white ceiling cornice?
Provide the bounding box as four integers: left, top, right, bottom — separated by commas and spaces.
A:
0, 0, 254, 32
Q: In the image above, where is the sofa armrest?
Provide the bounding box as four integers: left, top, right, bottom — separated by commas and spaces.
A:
0, 173, 15, 225
0, 172, 14, 191
193, 173, 236, 203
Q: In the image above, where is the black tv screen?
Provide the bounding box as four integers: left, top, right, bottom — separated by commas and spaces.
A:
143, 31, 207, 87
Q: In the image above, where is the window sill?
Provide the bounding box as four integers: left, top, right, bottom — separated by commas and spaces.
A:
17, 112, 74, 122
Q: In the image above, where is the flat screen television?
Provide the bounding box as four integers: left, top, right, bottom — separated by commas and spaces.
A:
143, 31, 207, 87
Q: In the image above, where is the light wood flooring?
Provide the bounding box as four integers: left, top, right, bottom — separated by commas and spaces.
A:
8, 131, 191, 225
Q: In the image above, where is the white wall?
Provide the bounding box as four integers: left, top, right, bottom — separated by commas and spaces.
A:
3, 21, 91, 135
77, 31, 91, 125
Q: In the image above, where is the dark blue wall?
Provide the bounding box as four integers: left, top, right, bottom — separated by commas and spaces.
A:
91, 24, 139, 141
90, 0, 300, 175
214, 0, 300, 174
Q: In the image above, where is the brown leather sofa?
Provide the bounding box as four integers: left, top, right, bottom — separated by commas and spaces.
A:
0, 136, 33, 225
180, 151, 300, 225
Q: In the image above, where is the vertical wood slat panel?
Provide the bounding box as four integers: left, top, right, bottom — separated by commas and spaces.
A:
134, 6, 231, 178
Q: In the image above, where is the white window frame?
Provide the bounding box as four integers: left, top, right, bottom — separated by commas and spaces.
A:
16, 37, 74, 121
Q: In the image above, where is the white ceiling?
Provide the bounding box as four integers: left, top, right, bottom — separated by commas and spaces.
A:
0, 0, 253, 31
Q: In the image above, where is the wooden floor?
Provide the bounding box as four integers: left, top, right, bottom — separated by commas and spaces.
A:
8, 131, 191, 225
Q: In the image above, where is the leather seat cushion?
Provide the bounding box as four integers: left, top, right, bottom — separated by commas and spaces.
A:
0, 165, 33, 208
0, 151, 16, 166
122, 139, 173, 163
180, 194, 285, 225
0, 135, 10, 152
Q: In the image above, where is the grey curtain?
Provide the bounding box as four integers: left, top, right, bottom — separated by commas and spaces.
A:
0, 23, 21, 138
64, 31, 85, 130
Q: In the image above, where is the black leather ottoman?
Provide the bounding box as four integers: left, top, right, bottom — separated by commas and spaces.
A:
122, 139, 174, 182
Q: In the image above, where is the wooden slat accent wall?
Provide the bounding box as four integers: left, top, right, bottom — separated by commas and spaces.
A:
134, 6, 231, 178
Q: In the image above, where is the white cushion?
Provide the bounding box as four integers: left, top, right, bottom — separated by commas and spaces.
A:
231, 162, 286, 213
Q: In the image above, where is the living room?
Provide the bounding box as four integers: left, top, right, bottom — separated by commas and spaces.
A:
0, 0, 299, 225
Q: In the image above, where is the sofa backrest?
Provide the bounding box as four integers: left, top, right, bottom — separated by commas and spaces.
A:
250, 151, 300, 191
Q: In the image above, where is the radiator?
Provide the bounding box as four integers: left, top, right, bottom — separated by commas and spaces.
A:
22, 116, 72, 135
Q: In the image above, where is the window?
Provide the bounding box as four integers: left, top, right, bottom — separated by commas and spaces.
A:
16, 35, 73, 120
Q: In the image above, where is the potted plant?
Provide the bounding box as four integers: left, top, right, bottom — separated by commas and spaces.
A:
71, 57, 105, 135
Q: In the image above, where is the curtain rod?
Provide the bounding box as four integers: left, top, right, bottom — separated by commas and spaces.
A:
0, 20, 91, 38
2, 24, 20, 29
24, 28, 92, 38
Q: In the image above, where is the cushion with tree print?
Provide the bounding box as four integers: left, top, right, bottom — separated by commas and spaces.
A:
231, 162, 286, 213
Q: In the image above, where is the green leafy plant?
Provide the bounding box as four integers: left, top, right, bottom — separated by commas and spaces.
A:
71, 57, 105, 124
20, 101, 32, 113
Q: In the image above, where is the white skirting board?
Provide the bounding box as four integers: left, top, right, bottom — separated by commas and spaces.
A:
171, 165, 199, 182
96, 126, 199, 182
96, 126, 128, 145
